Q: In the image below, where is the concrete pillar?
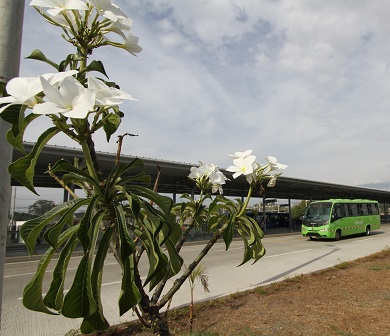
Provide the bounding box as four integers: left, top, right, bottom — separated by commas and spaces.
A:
0, 0, 26, 325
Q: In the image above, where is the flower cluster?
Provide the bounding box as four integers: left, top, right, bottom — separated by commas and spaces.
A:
188, 162, 228, 195
30, 0, 142, 55
0, 1, 141, 120
226, 149, 287, 186
189, 150, 287, 195
0, 71, 136, 118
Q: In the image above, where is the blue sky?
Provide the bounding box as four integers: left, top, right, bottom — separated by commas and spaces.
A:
14, 0, 390, 209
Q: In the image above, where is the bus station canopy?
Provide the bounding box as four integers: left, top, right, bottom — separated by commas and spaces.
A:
12, 143, 390, 203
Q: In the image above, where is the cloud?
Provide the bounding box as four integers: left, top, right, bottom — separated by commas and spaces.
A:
18, 0, 390, 193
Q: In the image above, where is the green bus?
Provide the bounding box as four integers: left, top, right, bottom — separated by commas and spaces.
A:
301, 199, 381, 240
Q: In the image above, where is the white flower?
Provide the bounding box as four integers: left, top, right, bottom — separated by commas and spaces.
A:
229, 149, 253, 160
209, 170, 228, 195
120, 33, 142, 55
101, 16, 132, 39
189, 162, 227, 194
87, 76, 137, 106
266, 156, 288, 171
30, 0, 88, 16
0, 71, 77, 114
33, 76, 95, 118
87, 0, 127, 21
209, 170, 228, 186
226, 155, 257, 179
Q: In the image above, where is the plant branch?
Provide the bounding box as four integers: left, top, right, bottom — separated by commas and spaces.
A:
158, 222, 228, 308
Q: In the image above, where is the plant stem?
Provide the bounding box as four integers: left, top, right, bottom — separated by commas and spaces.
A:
237, 184, 253, 217
80, 139, 100, 183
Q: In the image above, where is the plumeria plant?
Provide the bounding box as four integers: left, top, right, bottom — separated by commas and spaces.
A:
0, 1, 287, 336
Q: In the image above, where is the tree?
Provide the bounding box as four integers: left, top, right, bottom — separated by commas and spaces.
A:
291, 200, 307, 219
13, 212, 34, 221
188, 262, 210, 334
28, 200, 57, 218
0, 3, 288, 336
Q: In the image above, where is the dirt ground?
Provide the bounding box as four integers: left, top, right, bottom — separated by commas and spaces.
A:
89, 248, 390, 336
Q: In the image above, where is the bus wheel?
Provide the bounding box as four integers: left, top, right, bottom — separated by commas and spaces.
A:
365, 226, 371, 236
334, 230, 341, 241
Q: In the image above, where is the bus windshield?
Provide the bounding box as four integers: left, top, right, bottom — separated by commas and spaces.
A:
304, 202, 332, 221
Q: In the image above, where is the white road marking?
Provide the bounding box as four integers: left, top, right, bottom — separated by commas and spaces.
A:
353, 237, 376, 243
5, 262, 118, 278
264, 249, 312, 258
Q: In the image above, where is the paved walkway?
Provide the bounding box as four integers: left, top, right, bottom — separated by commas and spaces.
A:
2, 224, 388, 336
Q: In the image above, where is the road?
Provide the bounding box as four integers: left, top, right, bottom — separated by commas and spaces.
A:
2, 225, 390, 336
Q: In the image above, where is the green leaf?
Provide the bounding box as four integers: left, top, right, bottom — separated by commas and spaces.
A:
7, 112, 40, 153
102, 112, 121, 142
80, 227, 114, 334
134, 224, 168, 289
50, 159, 101, 191
127, 185, 173, 216
0, 103, 23, 124
222, 215, 235, 250
22, 226, 79, 314
114, 204, 135, 261
79, 60, 108, 78
20, 199, 84, 255
8, 126, 60, 194
44, 232, 79, 310
118, 257, 141, 316
106, 158, 145, 187
44, 198, 90, 248
164, 239, 183, 276
62, 255, 97, 318
23, 247, 58, 315
25, 49, 59, 70
58, 54, 74, 72
77, 195, 101, 252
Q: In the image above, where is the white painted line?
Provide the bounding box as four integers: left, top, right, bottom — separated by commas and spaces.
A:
5, 262, 118, 278
17, 277, 146, 300
264, 249, 312, 259
5, 255, 84, 266
215, 247, 243, 252
353, 237, 376, 243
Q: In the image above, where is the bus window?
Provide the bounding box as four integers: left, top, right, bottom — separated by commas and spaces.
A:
334, 204, 344, 219
361, 204, 368, 216
343, 204, 349, 217
369, 203, 379, 215
349, 204, 359, 217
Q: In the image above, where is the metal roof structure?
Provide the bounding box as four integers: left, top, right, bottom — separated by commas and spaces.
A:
11, 142, 390, 203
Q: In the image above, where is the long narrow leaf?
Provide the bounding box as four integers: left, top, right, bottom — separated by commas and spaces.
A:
44, 198, 90, 248
21, 199, 84, 254
25, 49, 59, 70
50, 159, 101, 191
23, 225, 79, 314
7, 111, 40, 153
127, 185, 173, 216
114, 204, 135, 262
62, 256, 97, 318
8, 127, 60, 194
44, 232, 79, 310
78, 196, 101, 252
80, 226, 114, 334
118, 257, 141, 316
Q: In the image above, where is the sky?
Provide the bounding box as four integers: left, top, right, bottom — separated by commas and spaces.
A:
12, 0, 390, 210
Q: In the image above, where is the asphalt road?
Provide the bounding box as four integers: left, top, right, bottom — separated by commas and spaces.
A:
2, 225, 390, 336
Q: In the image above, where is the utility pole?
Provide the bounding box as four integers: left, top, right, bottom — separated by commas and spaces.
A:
0, 0, 25, 326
